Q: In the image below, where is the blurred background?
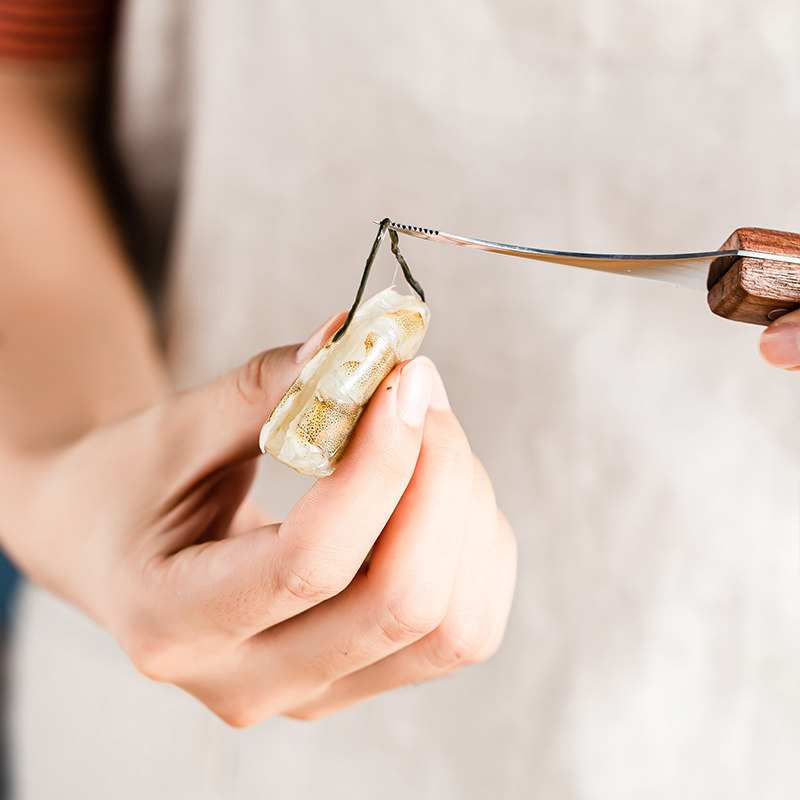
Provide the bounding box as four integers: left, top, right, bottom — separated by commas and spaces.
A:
2, 0, 799, 798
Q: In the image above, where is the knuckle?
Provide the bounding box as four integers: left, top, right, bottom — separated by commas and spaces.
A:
216, 690, 319, 728
120, 598, 212, 685
281, 554, 353, 604
233, 351, 272, 407
377, 594, 444, 645
125, 629, 184, 684
214, 700, 264, 729
118, 571, 195, 684
428, 613, 495, 670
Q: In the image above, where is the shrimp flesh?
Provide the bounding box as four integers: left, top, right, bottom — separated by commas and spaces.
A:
259, 287, 430, 476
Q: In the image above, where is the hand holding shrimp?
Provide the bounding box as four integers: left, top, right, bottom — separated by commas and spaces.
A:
0, 322, 516, 725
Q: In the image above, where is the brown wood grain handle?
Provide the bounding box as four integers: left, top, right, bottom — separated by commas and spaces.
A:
707, 228, 800, 325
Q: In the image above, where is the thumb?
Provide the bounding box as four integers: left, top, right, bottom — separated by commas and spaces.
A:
167, 312, 347, 473
759, 309, 800, 370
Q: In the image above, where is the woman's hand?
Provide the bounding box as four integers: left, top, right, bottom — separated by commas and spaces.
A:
1, 317, 516, 727
0, 57, 515, 728
760, 310, 800, 370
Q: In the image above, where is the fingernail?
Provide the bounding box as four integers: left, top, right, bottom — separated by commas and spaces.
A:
427, 361, 450, 411
397, 359, 433, 426
759, 319, 800, 369
296, 312, 347, 363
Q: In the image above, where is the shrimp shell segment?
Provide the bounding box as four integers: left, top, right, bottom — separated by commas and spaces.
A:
259, 288, 430, 477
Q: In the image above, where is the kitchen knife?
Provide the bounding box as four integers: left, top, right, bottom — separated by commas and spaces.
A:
386, 223, 800, 326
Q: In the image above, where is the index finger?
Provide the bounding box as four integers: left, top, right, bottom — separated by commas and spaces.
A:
162, 358, 434, 640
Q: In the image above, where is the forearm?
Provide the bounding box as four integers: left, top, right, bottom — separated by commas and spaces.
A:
0, 64, 168, 456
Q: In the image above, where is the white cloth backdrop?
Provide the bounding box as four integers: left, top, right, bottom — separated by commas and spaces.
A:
9, 1, 799, 798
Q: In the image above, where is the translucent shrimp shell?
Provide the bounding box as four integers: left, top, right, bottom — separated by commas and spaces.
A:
259, 288, 430, 477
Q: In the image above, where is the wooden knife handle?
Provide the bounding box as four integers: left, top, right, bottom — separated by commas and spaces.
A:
707, 227, 800, 325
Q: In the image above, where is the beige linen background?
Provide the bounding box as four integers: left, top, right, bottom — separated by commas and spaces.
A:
9, 1, 799, 798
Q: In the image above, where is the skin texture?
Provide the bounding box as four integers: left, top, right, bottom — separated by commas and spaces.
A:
0, 61, 516, 725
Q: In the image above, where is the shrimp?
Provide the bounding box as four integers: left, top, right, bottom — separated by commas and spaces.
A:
259, 288, 430, 476
259, 219, 429, 477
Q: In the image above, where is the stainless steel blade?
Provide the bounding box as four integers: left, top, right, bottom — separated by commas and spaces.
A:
385, 221, 800, 290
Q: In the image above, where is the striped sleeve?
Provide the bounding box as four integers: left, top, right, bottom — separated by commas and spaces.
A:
0, 0, 119, 61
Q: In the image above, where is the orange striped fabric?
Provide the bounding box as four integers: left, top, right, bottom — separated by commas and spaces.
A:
0, 0, 118, 60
